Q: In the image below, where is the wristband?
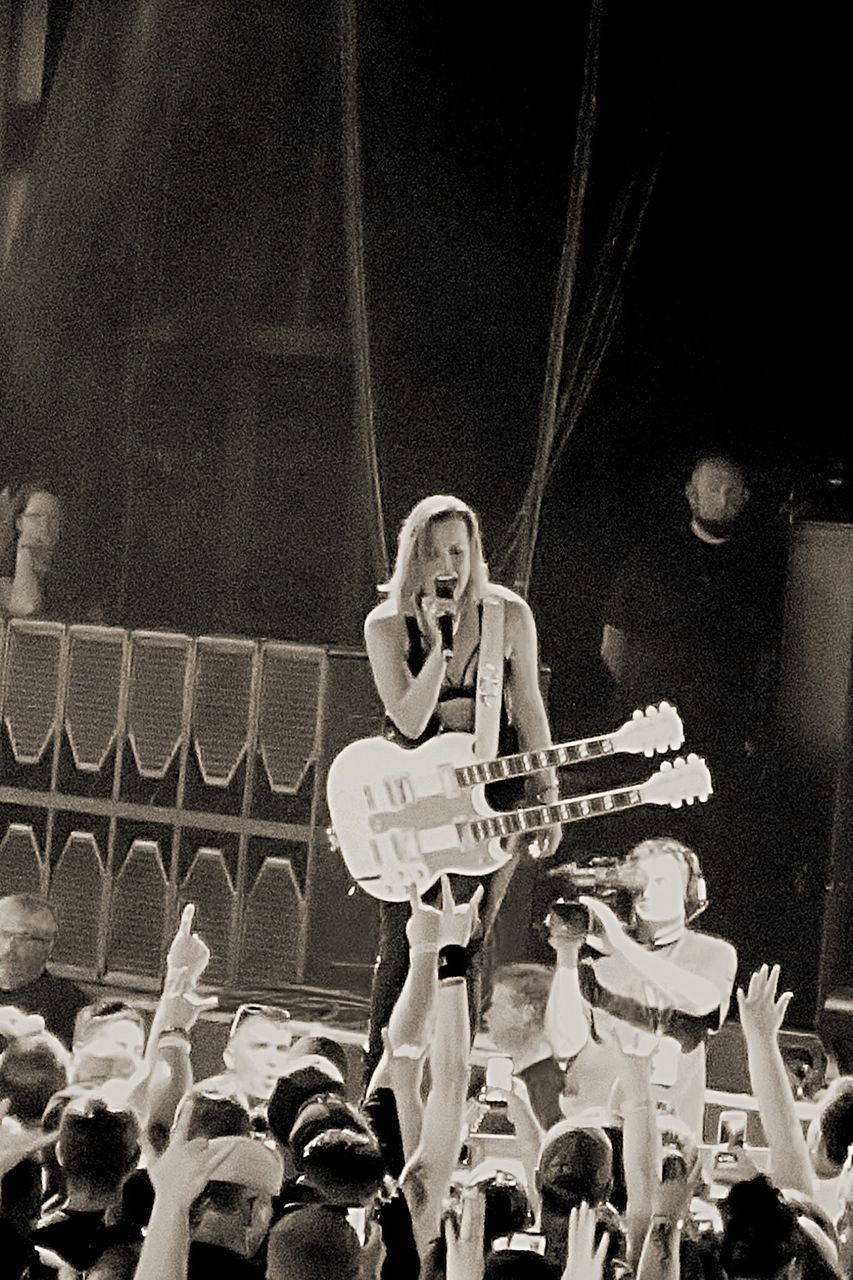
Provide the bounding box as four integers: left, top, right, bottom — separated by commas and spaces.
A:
438, 944, 469, 981
409, 942, 439, 956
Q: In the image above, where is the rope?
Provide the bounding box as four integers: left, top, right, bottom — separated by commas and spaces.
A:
339, 0, 389, 584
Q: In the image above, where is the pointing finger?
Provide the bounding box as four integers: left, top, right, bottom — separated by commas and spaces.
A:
178, 903, 196, 935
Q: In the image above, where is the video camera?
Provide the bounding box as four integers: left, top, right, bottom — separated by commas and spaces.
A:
545, 856, 646, 938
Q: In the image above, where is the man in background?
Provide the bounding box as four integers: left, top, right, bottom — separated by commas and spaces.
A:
0, 894, 88, 1047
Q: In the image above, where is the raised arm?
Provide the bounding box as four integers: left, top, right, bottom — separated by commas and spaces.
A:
737, 963, 813, 1196
401, 878, 482, 1257
365, 886, 442, 1159
134, 1110, 238, 1280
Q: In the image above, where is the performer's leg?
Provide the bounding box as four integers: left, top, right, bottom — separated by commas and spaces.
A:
364, 898, 410, 1084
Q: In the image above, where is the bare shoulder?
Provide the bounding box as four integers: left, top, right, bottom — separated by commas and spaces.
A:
364, 598, 408, 647
365, 597, 399, 630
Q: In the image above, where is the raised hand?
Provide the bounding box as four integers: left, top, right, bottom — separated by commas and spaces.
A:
0, 1006, 45, 1041
437, 875, 484, 949
164, 903, 212, 995
736, 963, 793, 1042
563, 1202, 609, 1280
405, 884, 442, 950
444, 1182, 487, 1280
0, 1099, 58, 1177
150, 1103, 240, 1211
579, 896, 629, 957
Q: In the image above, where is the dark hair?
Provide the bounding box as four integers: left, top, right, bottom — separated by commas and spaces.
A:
59, 1100, 140, 1196
483, 1253, 560, 1279
286, 1034, 349, 1082
298, 1128, 385, 1206
187, 1092, 252, 1140
819, 1076, 853, 1168
537, 1127, 613, 1212
267, 1067, 348, 1147
0, 1032, 69, 1123
720, 1176, 800, 1276
73, 1000, 146, 1047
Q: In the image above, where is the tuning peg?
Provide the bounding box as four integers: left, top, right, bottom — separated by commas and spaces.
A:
327, 826, 340, 852
645, 705, 658, 718
660, 759, 673, 771
632, 708, 644, 721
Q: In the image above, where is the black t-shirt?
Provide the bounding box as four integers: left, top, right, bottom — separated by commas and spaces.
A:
32, 1206, 142, 1271
188, 1241, 263, 1278
603, 524, 784, 745
0, 969, 89, 1047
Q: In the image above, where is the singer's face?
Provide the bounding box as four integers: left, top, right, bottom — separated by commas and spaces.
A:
422, 516, 471, 598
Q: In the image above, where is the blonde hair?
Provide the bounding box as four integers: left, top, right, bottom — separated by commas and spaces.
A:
381, 494, 490, 611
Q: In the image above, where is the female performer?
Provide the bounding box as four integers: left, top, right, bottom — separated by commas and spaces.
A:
363, 494, 561, 1075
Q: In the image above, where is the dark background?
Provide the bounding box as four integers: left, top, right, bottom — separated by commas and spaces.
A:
1, 2, 845, 1029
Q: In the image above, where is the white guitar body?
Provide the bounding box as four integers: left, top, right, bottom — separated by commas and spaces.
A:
327, 733, 508, 900
327, 713, 711, 902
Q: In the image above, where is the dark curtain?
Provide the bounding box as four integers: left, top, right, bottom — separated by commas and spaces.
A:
1, 0, 379, 642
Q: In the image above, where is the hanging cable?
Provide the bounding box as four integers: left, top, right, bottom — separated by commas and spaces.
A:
339, 0, 388, 584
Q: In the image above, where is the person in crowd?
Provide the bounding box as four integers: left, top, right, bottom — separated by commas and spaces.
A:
738, 962, 853, 1231
131, 1102, 284, 1280
0, 1029, 70, 1127
549, 837, 737, 1143
363, 494, 561, 1076
193, 1002, 295, 1129
0, 894, 89, 1047
31, 1096, 143, 1275
600, 453, 782, 768
0, 479, 63, 619
480, 963, 568, 1130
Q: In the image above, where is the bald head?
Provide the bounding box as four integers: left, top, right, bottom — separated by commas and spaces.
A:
686, 456, 749, 539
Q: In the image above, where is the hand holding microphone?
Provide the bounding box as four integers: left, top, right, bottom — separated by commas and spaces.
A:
432, 573, 458, 656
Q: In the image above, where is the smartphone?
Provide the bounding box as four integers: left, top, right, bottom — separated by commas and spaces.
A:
492, 1233, 547, 1255
485, 1054, 514, 1096
718, 1109, 747, 1148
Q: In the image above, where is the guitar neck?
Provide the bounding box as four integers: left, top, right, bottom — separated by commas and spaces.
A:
456, 734, 615, 788
467, 785, 642, 842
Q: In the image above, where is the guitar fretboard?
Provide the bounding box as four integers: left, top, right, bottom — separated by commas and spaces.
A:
456, 735, 614, 788
466, 785, 641, 842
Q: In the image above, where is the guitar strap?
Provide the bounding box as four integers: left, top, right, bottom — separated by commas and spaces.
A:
474, 594, 505, 759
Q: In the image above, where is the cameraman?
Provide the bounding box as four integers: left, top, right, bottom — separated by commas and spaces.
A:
551, 837, 737, 1142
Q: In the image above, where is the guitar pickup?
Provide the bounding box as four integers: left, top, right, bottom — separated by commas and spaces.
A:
383, 776, 415, 809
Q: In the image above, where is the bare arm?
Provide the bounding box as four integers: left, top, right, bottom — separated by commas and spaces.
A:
365, 606, 448, 741
582, 899, 732, 1019
401, 880, 481, 1258
737, 964, 814, 1196
365, 888, 441, 1159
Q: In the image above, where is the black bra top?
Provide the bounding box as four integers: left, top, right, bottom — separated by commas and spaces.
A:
404, 613, 480, 698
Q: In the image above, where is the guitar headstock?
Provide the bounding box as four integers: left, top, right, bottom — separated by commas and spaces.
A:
612, 701, 685, 758
639, 753, 713, 807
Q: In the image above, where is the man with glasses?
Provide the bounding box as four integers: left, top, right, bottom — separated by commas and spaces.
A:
194, 1002, 295, 1126
0, 893, 88, 1047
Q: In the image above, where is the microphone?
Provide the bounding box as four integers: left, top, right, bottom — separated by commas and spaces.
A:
434, 574, 457, 655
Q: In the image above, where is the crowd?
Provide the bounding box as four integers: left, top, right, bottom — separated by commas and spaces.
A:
0, 473, 840, 1277
0, 875, 851, 1279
